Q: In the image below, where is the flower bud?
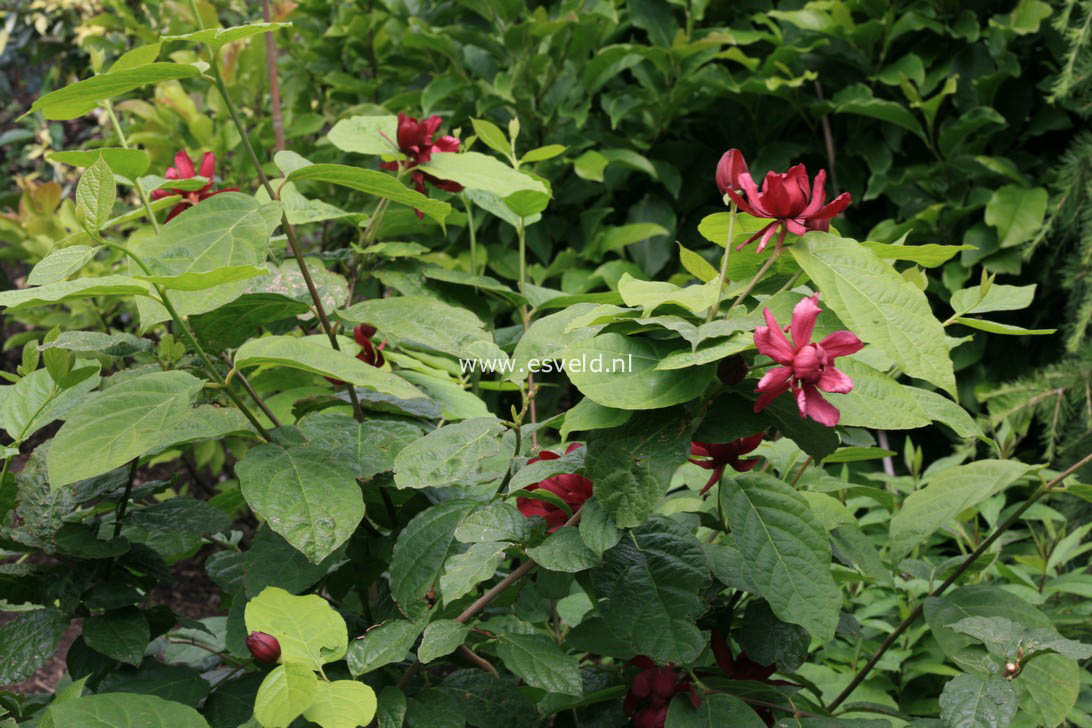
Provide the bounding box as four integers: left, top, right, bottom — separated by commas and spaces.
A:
716, 354, 748, 386
715, 148, 749, 195
246, 631, 281, 663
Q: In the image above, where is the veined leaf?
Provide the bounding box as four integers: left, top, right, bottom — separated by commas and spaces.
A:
287, 164, 450, 224
245, 586, 348, 670
26, 63, 203, 120
162, 22, 292, 52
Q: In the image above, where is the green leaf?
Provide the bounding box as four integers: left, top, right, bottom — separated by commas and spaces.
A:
83, 608, 150, 666
495, 633, 582, 696
617, 274, 719, 315
585, 408, 695, 527
734, 600, 811, 673
937, 674, 1017, 728
507, 304, 602, 383
138, 265, 268, 291
454, 502, 532, 544
952, 318, 1056, 336
578, 497, 621, 556
298, 412, 424, 480
47, 370, 203, 487
50, 148, 151, 180
0, 609, 68, 684
189, 292, 310, 352
521, 145, 566, 164
327, 115, 399, 155
1010, 0, 1052, 33
0, 275, 152, 312
832, 83, 926, 139
907, 387, 982, 438
417, 152, 548, 199
889, 460, 1031, 564
130, 192, 282, 325
1018, 653, 1079, 727
245, 586, 348, 669
253, 663, 318, 728
951, 283, 1036, 315
234, 335, 424, 401
440, 541, 507, 603
287, 164, 450, 225
526, 527, 601, 572
303, 680, 378, 728
162, 22, 292, 52
793, 232, 956, 396
389, 500, 478, 619
825, 358, 931, 429
560, 397, 632, 439
470, 118, 511, 159
236, 442, 363, 563
587, 516, 710, 664
110, 42, 162, 72
26, 63, 203, 120
346, 620, 423, 676
507, 446, 584, 492
947, 616, 1092, 661
39, 331, 150, 357
665, 693, 767, 728
44, 693, 211, 728
418, 621, 471, 663
0, 365, 101, 443
27, 245, 102, 285
376, 686, 406, 728
678, 243, 719, 282
573, 150, 610, 181
720, 472, 841, 642
859, 241, 971, 268
985, 185, 1047, 248
562, 333, 715, 410
243, 525, 338, 597
341, 295, 504, 361
393, 418, 513, 490
598, 224, 671, 256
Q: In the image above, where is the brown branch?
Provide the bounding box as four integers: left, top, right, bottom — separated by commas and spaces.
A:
260, 0, 286, 152
224, 353, 283, 428
457, 644, 499, 677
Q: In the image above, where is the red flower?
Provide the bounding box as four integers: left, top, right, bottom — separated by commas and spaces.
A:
709, 630, 798, 726
150, 150, 238, 222
722, 155, 851, 253
325, 324, 386, 386
245, 631, 281, 663
715, 148, 748, 195
623, 657, 700, 728
688, 436, 763, 494
379, 112, 463, 216
753, 294, 863, 427
515, 443, 593, 533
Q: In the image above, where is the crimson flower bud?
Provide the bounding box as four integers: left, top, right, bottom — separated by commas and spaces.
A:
246, 631, 281, 663
716, 354, 748, 386
715, 148, 749, 195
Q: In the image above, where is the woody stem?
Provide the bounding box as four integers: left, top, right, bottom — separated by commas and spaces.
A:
706, 201, 736, 322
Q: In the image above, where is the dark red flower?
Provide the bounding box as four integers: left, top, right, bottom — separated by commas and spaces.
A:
716, 354, 749, 386
623, 656, 700, 728
325, 324, 386, 386
245, 631, 280, 663
379, 112, 463, 217
723, 155, 851, 253
515, 443, 592, 533
753, 294, 863, 427
715, 148, 748, 195
709, 629, 799, 726
688, 436, 764, 494
150, 150, 238, 222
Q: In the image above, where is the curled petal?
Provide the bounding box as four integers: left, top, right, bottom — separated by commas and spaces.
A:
793, 381, 808, 419
785, 218, 808, 236
197, 151, 216, 180
798, 168, 828, 218
434, 135, 460, 153
755, 309, 795, 363
736, 433, 764, 454
790, 294, 821, 348
724, 187, 767, 221
699, 466, 725, 495
754, 221, 782, 253
733, 456, 762, 472
817, 330, 864, 358
810, 191, 852, 222
817, 366, 853, 394
803, 384, 840, 426
757, 366, 793, 393
753, 378, 790, 412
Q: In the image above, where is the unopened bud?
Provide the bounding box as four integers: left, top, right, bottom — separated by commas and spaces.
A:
1004, 661, 1020, 679
717, 355, 748, 386
246, 631, 281, 663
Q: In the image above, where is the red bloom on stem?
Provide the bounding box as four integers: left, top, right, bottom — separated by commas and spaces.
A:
245, 631, 281, 663
623, 657, 701, 728
325, 324, 386, 386
379, 112, 463, 216
150, 150, 238, 222
709, 630, 798, 726
715, 148, 749, 195
515, 443, 593, 533
753, 294, 863, 427
689, 436, 764, 494
722, 156, 851, 253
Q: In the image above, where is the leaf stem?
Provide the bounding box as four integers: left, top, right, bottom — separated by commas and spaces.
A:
103, 100, 160, 234
222, 353, 283, 428
112, 458, 139, 540
725, 248, 781, 316
827, 451, 1092, 710
706, 201, 736, 322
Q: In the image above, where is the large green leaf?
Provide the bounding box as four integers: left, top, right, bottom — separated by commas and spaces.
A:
75, 156, 116, 231
585, 408, 695, 528
327, 115, 399, 155
287, 164, 450, 224
985, 185, 1047, 248
190, 293, 310, 352
417, 621, 471, 664
0, 275, 153, 312
236, 442, 363, 563
507, 304, 602, 383
525, 523, 601, 572
617, 274, 719, 315
26, 63, 203, 120
46, 370, 203, 487
303, 680, 378, 728
720, 472, 841, 642
162, 22, 291, 52
389, 500, 477, 619
562, 333, 715, 410
586, 516, 710, 664
245, 586, 348, 669
665, 693, 767, 728
937, 674, 1018, 728
417, 151, 548, 199
792, 232, 956, 395
234, 335, 424, 401
888, 460, 1031, 564
393, 417, 513, 490
298, 412, 424, 480
0, 365, 101, 443
48, 148, 151, 180
253, 663, 318, 728
340, 296, 505, 361
440, 541, 507, 603
39, 331, 151, 357
26, 245, 102, 285
947, 616, 1092, 661
826, 358, 931, 429
130, 192, 281, 325
0, 609, 68, 684
495, 634, 582, 696
44, 693, 210, 728
82, 608, 150, 666
832, 83, 926, 139
346, 620, 423, 676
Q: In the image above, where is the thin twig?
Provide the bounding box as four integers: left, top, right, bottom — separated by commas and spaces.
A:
260, 0, 286, 152
223, 353, 283, 428
457, 644, 499, 677
112, 458, 139, 540
827, 451, 1092, 710
813, 80, 839, 194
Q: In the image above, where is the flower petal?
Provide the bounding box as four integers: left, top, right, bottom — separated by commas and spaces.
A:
817, 366, 854, 394
757, 366, 793, 392
754, 309, 795, 363
173, 150, 196, 178
754, 222, 781, 253
753, 379, 790, 412
789, 294, 821, 348
817, 330, 864, 358
811, 191, 852, 221
798, 168, 828, 218
724, 187, 766, 221
197, 152, 216, 180
803, 384, 840, 426
793, 381, 808, 418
